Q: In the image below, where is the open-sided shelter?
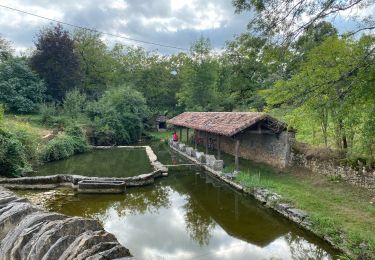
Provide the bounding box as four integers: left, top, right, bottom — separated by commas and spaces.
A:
167, 112, 294, 169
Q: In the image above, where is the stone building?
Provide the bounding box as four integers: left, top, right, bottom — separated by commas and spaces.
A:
167, 112, 294, 169
155, 115, 168, 132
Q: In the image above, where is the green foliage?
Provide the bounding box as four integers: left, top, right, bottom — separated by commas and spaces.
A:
0, 129, 30, 177
62, 89, 87, 119
31, 24, 81, 101
73, 29, 113, 99
41, 126, 90, 162
0, 57, 46, 113
87, 86, 148, 145
0, 104, 4, 125
39, 102, 58, 124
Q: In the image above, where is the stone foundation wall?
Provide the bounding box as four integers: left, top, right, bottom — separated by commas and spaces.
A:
291, 151, 375, 189
197, 130, 294, 168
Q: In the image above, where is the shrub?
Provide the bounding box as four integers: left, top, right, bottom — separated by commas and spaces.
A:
39, 102, 57, 124
3, 120, 40, 163
0, 129, 31, 177
62, 89, 87, 119
86, 86, 148, 145
0, 57, 46, 113
0, 104, 3, 126
41, 126, 90, 162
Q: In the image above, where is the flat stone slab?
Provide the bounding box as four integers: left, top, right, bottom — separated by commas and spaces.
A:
77, 180, 125, 194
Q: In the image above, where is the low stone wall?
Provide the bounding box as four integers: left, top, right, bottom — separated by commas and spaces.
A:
169, 141, 343, 254
0, 187, 132, 260
291, 151, 375, 189
0, 171, 162, 191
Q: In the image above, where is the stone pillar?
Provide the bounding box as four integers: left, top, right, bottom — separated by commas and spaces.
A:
186, 128, 189, 144
205, 131, 209, 154
194, 130, 198, 149
180, 127, 183, 143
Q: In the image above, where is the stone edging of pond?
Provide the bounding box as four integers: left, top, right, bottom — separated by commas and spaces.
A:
0, 186, 133, 259
0, 146, 168, 193
169, 141, 344, 255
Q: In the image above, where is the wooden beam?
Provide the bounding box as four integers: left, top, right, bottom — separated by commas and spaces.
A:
235, 138, 240, 171
186, 128, 189, 144
180, 127, 182, 142
217, 135, 221, 160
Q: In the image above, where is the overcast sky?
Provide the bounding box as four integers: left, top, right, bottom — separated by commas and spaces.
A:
0, 0, 373, 55
0, 0, 251, 54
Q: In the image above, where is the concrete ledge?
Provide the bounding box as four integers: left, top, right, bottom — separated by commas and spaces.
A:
77, 180, 126, 194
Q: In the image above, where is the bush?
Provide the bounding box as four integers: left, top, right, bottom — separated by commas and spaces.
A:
41, 126, 90, 162
0, 129, 31, 177
39, 102, 58, 124
63, 89, 87, 119
86, 86, 148, 145
0, 57, 46, 113
0, 104, 3, 125
3, 120, 40, 163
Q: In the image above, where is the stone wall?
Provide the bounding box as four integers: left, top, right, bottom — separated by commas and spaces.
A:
291, 151, 375, 189
197, 130, 294, 168
0, 187, 131, 259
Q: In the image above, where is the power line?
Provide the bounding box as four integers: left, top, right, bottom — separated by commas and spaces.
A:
0, 4, 189, 51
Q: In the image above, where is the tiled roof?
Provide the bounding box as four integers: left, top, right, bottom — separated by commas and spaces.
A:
167, 112, 287, 136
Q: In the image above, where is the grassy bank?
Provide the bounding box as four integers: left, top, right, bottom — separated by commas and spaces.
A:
225, 157, 375, 258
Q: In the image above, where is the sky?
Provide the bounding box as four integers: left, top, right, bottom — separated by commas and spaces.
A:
0, 0, 373, 55
0, 0, 250, 54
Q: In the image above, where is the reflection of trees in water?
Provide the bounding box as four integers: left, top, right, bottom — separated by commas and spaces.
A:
285, 233, 330, 260
183, 197, 216, 246
115, 185, 171, 216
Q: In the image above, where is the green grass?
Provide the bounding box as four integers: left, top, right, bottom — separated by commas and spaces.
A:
145, 131, 172, 141
217, 153, 375, 258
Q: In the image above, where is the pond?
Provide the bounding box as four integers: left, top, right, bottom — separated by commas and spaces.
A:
17, 141, 339, 259
32, 147, 153, 177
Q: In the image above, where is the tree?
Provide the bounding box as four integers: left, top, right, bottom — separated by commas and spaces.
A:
73, 29, 113, 99
31, 24, 81, 101
0, 57, 46, 113
233, 0, 375, 44
0, 36, 13, 61
177, 37, 221, 111
86, 86, 149, 145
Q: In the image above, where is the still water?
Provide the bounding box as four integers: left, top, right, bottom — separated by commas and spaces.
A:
18, 142, 339, 259
32, 148, 153, 177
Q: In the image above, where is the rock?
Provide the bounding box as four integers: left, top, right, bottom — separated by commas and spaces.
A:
185, 147, 193, 157
195, 152, 206, 163
287, 208, 308, 222
0, 187, 131, 260
205, 155, 216, 167
212, 160, 224, 171
191, 149, 197, 157
178, 143, 186, 152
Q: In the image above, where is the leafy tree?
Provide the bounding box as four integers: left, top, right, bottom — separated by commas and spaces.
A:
31, 24, 81, 101
0, 36, 13, 61
0, 57, 46, 113
233, 0, 374, 44
177, 37, 220, 111
62, 89, 87, 119
86, 86, 149, 145
73, 29, 113, 99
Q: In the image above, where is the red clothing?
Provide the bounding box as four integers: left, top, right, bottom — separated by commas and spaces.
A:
173, 132, 178, 142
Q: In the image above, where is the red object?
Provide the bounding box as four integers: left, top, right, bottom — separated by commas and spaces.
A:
173, 132, 178, 142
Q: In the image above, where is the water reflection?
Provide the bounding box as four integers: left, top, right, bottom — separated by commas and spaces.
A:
16, 141, 338, 259
32, 148, 152, 177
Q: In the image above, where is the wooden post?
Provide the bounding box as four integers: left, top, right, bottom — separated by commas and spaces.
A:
194, 130, 198, 149
205, 131, 209, 154
180, 127, 183, 143
217, 135, 221, 160
235, 138, 240, 171
186, 128, 189, 144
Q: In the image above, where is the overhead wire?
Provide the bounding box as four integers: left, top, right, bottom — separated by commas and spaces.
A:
0, 4, 189, 51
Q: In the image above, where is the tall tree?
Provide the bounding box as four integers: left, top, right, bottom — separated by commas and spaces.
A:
31, 24, 81, 101
73, 29, 113, 99
0, 36, 13, 61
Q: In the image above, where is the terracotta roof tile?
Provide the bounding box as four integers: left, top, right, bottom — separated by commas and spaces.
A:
167, 112, 287, 136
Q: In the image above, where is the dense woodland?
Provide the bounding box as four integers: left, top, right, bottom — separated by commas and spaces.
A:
0, 0, 374, 177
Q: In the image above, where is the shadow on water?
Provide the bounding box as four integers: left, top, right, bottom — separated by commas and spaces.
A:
17, 141, 340, 259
